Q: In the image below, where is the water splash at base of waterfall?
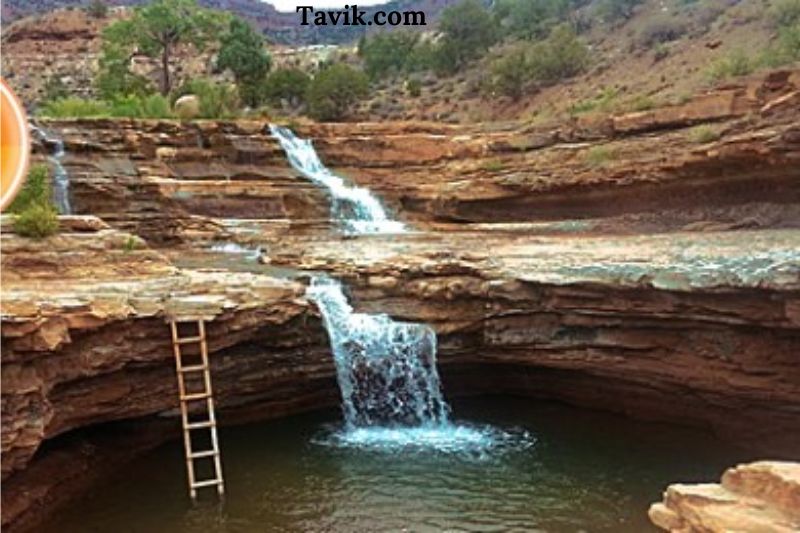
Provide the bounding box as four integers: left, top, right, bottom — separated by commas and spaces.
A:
31, 125, 71, 215
307, 277, 534, 452
269, 125, 406, 236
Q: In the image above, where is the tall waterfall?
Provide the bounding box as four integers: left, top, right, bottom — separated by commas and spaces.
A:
269, 125, 406, 235
308, 277, 450, 428
31, 126, 71, 215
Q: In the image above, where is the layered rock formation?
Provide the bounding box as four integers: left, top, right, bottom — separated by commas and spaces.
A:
650, 461, 800, 532
37, 69, 800, 246
3, 70, 800, 532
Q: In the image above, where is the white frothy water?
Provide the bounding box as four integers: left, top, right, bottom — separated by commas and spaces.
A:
307, 277, 532, 452
308, 276, 449, 428
30, 125, 71, 215
209, 242, 261, 260
269, 125, 406, 235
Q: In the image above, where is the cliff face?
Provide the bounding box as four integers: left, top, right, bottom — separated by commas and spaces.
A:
38, 70, 800, 245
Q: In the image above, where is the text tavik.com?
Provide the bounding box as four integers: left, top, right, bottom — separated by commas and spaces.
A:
297, 5, 427, 27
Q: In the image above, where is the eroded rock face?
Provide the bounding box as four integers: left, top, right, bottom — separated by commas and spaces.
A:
649, 461, 800, 532
36, 70, 800, 244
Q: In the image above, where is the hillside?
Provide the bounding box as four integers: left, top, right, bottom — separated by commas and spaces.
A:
1, 0, 459, 44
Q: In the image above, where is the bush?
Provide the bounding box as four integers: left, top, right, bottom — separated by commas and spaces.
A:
489, 44, 531, 98
568, 87, 619, 115
359, 31, 419, 80
594, 0, 643, 22
14, 203, 59, 239
492, 0, 571, 40
262, 68, 311, 108
707, 50, 755, 82
306, 64, 369, 121
772, 0, 800, 28
529, 24, 589, 82
637, 16, 687, 48
42, 76, 69, 103
10, 165, 59, 239
8, 165, 51, 214
39, 97, 111, 118
687, 124, 721, 144
585, 146, 615, 167
406, 78, 422, 98
109, 94, 174, 118
86, 0, 109, 18
172, 79, 240, 119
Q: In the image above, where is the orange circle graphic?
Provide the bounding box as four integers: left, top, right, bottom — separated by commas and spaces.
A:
1, 79, 31, 212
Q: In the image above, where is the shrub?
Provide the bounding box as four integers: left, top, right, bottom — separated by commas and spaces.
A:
629, 94, 656, 111
687, 124, 721, 144
8, 165, 50, 214
262, 68, 311, 108
707, 50, 754, 82
772, 0, 800, 28
493, 0, 571, 40
14, 203, 59, 239
528, 24, 589, 82
172, 79, 240, 119
637, 16, 687, 48
306, 64, 369, 121
86, 0, 109, 18
585, 146, 615, 167
359, 31, 419, 79
406, 78, 422, 98
594, 0, 643, 22
568, 87, 619, 115
109, 94, 174, 118
489, 44, 531, 98
39, 97, 110, 118
42, 76, 69, 103
10, 165, 59, 239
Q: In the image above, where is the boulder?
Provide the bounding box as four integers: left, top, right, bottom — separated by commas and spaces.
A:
174, 94, 200, 119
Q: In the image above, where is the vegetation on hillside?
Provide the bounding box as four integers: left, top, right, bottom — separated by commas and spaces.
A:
31, 0, 800, 123
9, 165, 59, 239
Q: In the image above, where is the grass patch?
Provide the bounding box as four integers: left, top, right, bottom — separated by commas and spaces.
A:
707, 50, 755, 82
10, 165, 60, 239
584, 146, 615, 167
687, 124, 721, 144
482, 160, 506, 172
568, 87, 619, 116
39, 97, 111, 118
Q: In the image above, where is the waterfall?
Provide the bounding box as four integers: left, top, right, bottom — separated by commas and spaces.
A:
308, 277, 450, 428
269, 125, 406, 235
30, 125, 71, 215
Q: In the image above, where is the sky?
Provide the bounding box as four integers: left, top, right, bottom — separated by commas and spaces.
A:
262, 0, 392, 12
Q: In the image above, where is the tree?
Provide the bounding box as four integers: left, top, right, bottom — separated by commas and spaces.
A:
306, 64, 369, 121
493, 0, 571, 40
262, 68, 310, 108
358, 31, 419, 80
436, 0, 497, 72
102, 0, 223, 96
217, 17, 271, 107
96, 39, 153, 100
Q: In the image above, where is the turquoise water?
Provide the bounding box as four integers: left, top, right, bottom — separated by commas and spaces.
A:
42, 396, 753, 532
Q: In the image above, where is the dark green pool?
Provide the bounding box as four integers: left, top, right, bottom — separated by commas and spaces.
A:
42, 396, 754, 532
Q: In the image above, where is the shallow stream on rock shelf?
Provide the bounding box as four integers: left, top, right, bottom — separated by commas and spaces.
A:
42, 396, 753, 533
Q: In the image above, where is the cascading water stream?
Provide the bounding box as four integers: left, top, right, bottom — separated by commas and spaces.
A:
269, 125, 406, 235
308, 276, 450, 429
30, 125, 71, 215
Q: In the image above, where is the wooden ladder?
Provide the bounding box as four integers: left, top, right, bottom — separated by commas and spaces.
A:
169, 319, 225, 501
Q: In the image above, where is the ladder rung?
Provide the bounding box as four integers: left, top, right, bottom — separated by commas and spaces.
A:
176, 336, 204, 345
189, 450, 218, 459
181, 392, 211, 401
192, 479, 223, 489
186, 420, 215, 430
179, 364, 208, 373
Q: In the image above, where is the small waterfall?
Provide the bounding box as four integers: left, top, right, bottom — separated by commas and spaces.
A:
31, 125, 71, 215
308, 277, 450, 428
269, 125, 406, 235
